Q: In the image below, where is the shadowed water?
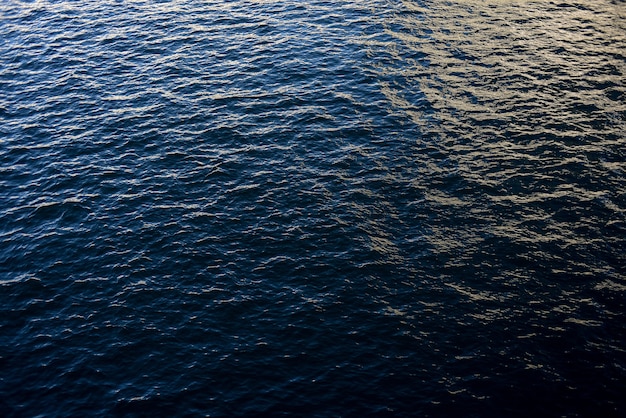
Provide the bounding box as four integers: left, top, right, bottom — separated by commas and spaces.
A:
1, 0, 625, 416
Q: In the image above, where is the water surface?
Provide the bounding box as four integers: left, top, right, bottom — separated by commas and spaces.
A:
1, 0, 625, 416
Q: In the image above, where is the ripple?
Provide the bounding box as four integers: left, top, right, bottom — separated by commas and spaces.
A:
1, 0, 625, 416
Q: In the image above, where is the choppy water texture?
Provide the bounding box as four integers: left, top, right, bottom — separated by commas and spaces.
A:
1, 0, 625, 416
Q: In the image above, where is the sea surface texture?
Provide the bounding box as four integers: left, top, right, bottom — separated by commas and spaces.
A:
1, 0, 625, 416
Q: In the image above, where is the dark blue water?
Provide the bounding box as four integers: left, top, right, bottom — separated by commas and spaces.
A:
1, 0, 625, 416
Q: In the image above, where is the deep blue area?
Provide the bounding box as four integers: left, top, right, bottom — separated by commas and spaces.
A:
1, 0, 625, 416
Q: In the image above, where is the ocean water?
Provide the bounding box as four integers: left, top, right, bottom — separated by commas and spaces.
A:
1, 0, 625, 416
